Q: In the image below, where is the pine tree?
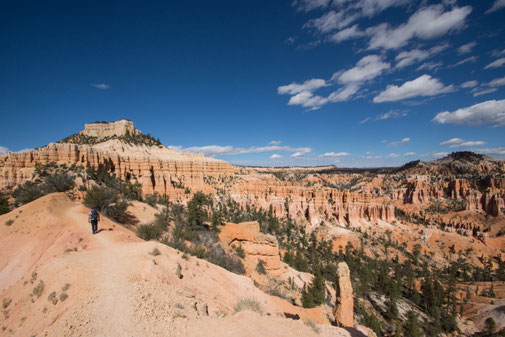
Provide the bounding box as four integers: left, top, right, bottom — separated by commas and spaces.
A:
404, 311, 422, 337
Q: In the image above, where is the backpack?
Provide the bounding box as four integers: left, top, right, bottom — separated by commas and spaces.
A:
90, 209, 99, 221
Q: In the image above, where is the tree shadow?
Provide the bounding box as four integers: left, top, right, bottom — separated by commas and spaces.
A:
341, 327, 368, 337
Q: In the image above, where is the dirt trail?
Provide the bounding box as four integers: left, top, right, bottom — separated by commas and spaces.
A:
62, 205, 141, 337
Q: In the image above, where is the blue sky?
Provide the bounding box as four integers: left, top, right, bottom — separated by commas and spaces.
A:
0, 0, 504, 167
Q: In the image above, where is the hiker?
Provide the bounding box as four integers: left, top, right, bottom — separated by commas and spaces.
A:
88, 207, 100, 234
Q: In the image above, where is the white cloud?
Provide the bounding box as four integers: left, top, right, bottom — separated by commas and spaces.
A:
432, 152, 449, 157
486, 0, 505, 14
374, 74, 455, 103
395, 44, 448, 68
416, 62, 443, 71
367, 5, 472, 50
268, 140, 282, 145
291, 151, 306, 158
0, 146, 9, 154
485, 57, 505, 69
376, 110, 408, 120
433, 99, 505, 127
405, 152, 416, 156
461, 80, 478, 88
386, 153, 400, 158
449, 140, 486, 148
474, 147, 505, 155
319, 152, 351, 157
278, 78, 328, 95
292, 0, 331, 12
279, 55, 389, 109
449, 56, 478, 68
473, 88, 498, 97
270, 154, 282, 159
440, 138, 464, 145
91, 83, 110, 90
360, 117, 371, 124
330, 25, 366, 43
354, 0, 408, 17
390, 137, 410, 146
304, 11, 357, 33
488, 75, 505, 87
335, 55, 390, 84
170, 144, 312, 157
457, 41, 476, 54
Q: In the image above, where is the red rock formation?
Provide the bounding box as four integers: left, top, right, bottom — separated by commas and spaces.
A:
334, 262, 353, 327
218, 221, 281, 275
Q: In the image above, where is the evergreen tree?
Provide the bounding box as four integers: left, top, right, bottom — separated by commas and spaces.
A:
404, 311, 422, 337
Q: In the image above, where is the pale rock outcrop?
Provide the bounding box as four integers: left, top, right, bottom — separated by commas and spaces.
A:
333, 262, 353, 327
219, 221, 281, 275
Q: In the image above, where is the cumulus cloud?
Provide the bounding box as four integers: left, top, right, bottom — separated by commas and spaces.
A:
461, 80, 478, 88
91, 83, 110, 90
270, 154, 282, 159
485, 57, 505, 69
319, 152, 351, 157
0, 146, 9, 154
367, 5, 472, 50
390, 137, 411, 146
170, 144, 312, 157
278, 79, 328, 95
374, 75, 455, 103
335, 54, 390, 84
486, 0, 505, 14
395, 44, 448, 68
279, 55, 389, 109
457, 41, 476, 54
433, 99, 505, 127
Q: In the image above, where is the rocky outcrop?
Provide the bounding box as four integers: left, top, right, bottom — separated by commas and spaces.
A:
0, 141, 234, 197
333, 262, 353, 327
218, 221, 281, 275
80, 119, 140, 138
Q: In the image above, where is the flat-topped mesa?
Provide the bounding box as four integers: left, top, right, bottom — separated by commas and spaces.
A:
80, 119, 140, 139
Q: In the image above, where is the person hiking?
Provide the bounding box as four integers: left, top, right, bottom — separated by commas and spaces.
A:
88, 207, 100, 234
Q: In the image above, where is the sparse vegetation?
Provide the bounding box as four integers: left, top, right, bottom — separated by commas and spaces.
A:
4, 219, 14, 226
32, 280, 45, 298
150, 247, 161, 256
233, 298, 263, 315
256, 259, 267, 274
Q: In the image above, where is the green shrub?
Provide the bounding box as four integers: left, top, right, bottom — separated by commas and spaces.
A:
256, 260, 267, 274
207, 245, 245, 275
105, 200, 132, 224
83, 186, 118, 211
0, 194, 9, 215
145, 194, 158, 208
43, 172, 75, 192
32, 280, 45, 298
4, 219, 14, 226
13, 181, 45, 206
150, 247, 161, 256
137, 223, 164, 241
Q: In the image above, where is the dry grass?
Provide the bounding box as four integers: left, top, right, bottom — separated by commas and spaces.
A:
233, 298, 263, 315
